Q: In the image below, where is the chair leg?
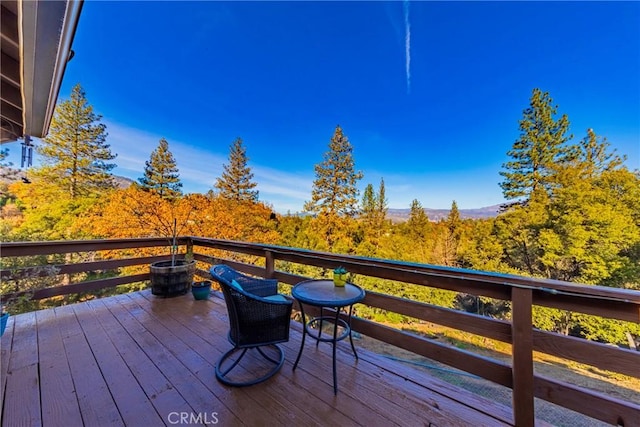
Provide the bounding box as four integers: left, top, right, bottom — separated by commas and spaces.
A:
218, 348, 248, 377
215, 344, 285, 387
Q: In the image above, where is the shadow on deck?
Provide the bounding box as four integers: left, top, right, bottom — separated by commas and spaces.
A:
0, 290, 518, 426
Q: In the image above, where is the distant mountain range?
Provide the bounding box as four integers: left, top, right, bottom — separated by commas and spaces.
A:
113, 175, 135, 189
387, 205, 502, 222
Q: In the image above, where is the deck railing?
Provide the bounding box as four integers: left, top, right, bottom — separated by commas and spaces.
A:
1, 237, 639, 426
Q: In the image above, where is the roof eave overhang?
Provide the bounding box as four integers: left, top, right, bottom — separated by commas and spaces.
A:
19, 0, 83, 138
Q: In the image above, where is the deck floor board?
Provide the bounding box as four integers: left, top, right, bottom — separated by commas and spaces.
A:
36, 309, 84, 427
1, 290, 514, 427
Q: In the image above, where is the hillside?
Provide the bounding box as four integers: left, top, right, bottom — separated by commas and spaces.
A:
0, 167, 134, 189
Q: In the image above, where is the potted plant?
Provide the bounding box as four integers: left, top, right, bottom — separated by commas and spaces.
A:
191, 280, 212, 300
150, 219, 196, 297
333, 266, 348, 287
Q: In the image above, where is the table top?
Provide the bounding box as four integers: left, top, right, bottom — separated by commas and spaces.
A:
292, 280, 365, 307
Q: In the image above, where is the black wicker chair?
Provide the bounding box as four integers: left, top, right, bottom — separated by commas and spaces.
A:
210, 264, 293, 387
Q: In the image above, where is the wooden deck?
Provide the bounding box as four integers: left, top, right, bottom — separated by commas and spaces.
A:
0, 290, 517, 427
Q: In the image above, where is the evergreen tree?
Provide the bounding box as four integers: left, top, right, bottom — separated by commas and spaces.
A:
361, 183, 377, 227
304, 125, 363, 216
34, 83, 116, 198
138, 138, 183, 200
214, 137, 258, 202
407, 199, 429, 239
441, 200, 462, 266
446, 201, 461, 234
358, 179, 389, 255
574, 128, 625, 179
376, 178, 388, 228
399, 198, 433, 263
500, 88, 573, 201
304, 125, 363, 251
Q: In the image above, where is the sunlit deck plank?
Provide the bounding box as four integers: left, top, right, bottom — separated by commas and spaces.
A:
0, 315, 13, 421
71, 299, 166, 426
2, 312, 40, 426
86, 298, 196, 422
36, 309, 83, 426
54, 304, 124, 426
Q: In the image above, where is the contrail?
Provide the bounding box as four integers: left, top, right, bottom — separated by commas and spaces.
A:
404, 0, 411, 94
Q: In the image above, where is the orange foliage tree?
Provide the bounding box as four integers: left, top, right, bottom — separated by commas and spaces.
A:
81, 186, 279, 247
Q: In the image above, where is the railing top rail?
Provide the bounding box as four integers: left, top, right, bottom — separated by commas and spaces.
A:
0, 237, 190, 257
191, 236, 640, 304
1, 236, 638, 304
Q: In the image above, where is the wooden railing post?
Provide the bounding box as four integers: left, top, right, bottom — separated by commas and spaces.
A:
186, 238, 194, 260
265, 250, 274, 279
512, 286, 534, 427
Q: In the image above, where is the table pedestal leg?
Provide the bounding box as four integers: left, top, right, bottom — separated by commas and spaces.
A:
292, 303, 307, 371
317, 306, 323, 347
347, 304, 358, 360
332, 305, 340, 394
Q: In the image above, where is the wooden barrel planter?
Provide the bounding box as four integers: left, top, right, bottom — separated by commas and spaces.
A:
150, 259, 196, 297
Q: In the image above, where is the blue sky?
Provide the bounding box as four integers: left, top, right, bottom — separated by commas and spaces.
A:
7, 1, 640, 213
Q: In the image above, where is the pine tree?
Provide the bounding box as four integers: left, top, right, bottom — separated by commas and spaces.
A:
361, 178, 388, 228
304, 125, 363, 216
138, 138, 183, 200
357, 178, 388, 255
499, 88, 573, 201
574, 128, 625, 179
361, 183, 377, 227
446, 200, 461, 234
401, 199, 433, 263
34, 83, 116, 198
304, 125, 363, 251
441, 200, 462, 266
376, 178, 388, 225
407, 199, 429, 238
214, 137, 258, 202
